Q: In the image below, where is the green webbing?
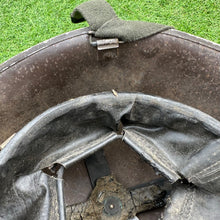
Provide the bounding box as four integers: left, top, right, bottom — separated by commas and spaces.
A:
71, 0, 172, 42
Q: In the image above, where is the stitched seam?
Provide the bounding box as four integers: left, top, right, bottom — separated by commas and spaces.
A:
190, 162, 220, 184
191, 172, 220, 184
129, 130, 177, 171
143, 141, 176, 170
180, 189, 195, 220
189, 161, 220, 184
192, 161, 220, 176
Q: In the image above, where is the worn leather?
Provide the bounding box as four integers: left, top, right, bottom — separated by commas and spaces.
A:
164, 186, 220, 220
0, 92, 219, 219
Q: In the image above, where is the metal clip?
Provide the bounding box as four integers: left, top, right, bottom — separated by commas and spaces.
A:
88, 31, 123, 50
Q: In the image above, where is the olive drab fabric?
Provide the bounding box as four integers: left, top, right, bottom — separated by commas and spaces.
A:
71, 0, 172, 42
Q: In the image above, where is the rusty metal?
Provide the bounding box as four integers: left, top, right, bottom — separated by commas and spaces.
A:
0, 27, 220, 220
66, 175, 166, 220
63, 140, 172, 220
90, 36, 120, 50
0, 28, 220, 145
97, 38, 119, 50
88, 30, 123, 50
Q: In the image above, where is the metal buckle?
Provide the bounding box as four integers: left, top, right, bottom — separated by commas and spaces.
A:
88, 31, 124, 50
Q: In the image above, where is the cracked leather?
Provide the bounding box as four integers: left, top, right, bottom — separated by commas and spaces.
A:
66, 175, 165, 220
0, 92, 220, 219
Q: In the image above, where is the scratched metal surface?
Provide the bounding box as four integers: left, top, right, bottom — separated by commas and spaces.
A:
0, 28, 220, 144
63, 140, 162, 219
0, 28, 220, 220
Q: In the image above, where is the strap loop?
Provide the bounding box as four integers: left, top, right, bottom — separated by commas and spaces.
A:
71, 0, 172, 42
